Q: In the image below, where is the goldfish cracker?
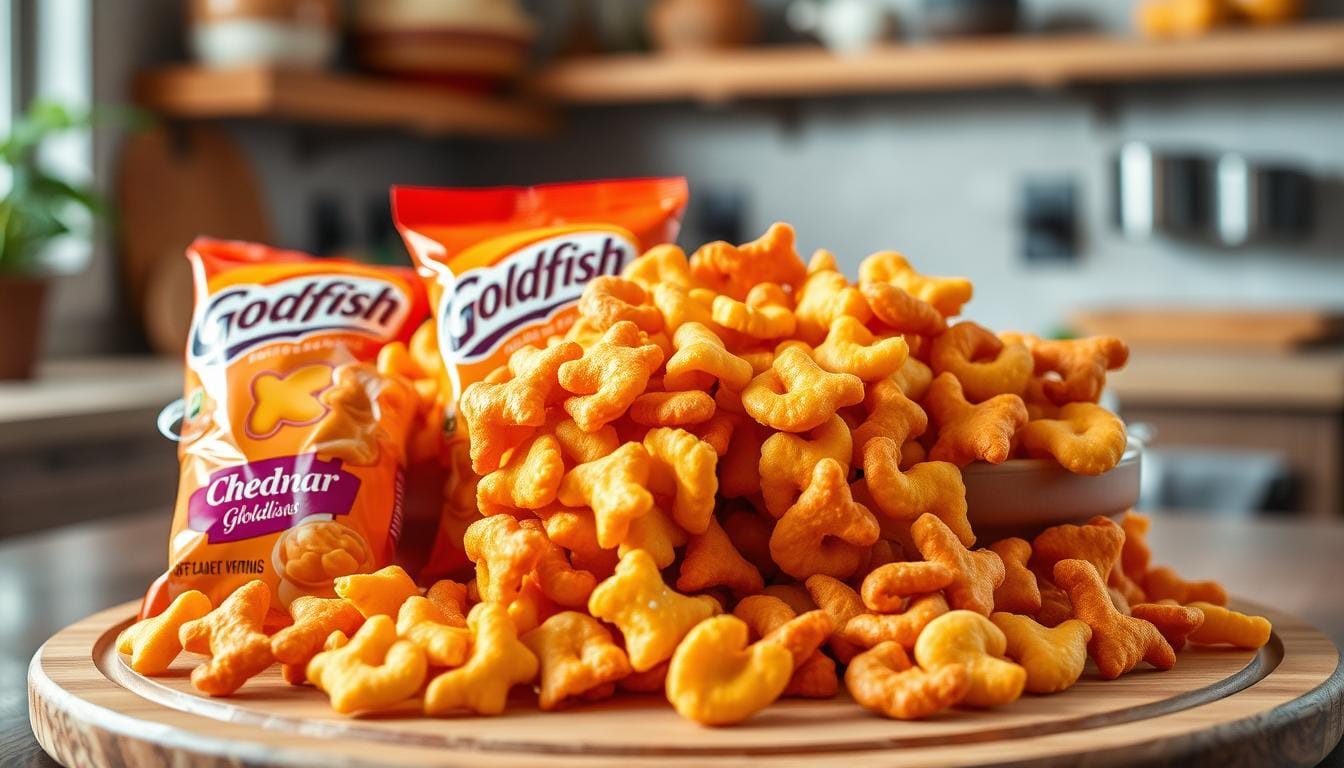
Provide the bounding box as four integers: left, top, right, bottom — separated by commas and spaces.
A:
665, 615, 794, 726
629, 390, 716, 427
178, 580, 275, 696
270, 596, 364, 670
733, 596, 836, 698
558, 322, 665, 432
989, 538, 1042, 616
759, 415, 853, 518
427, 581, 475, 626
925, 373, 1029, 467
334, 565, 420, 619
1028, 336, 1129, 406
1030, 516, 1125, 590
618, 504, 687, 570
711, 285, 798, 341
914, 611, 1026, 708
860, 282, 946, 338
396, 596, 472, 668
475, 433, 565, 513
850, 377, 927, 465
577, 276, 663, 333
860, 562, 954, 612
893, 356, 934, 401
588, 549, 720, 672
1143, 566, 1229, 607
689, 411, 737, 456
546, 411, 621, 464
141, 239, 428, 626
911, 514, 1004, 616
930, 322, 1032, 402
1120, 511, 1153, 583
845, 593, 951, 649
307, 615, 428, 714
643, 427, 719, 533
507, 575, 562, 635
424, 602, 540, 716
1053, 559, 1176, 679
1187, 602, 1272, 649
1020, 403, 1127, 476
118, 590, 213, 675
858, 251, 973, 318
1130, 602, 1205, 652
557, 442, 655, 549
464, 515, 547, 605
862, 438, 972, 546
677, 517, 764, 597
720, 505, 778, 580
742, 347, 865, 433
794, 256, 872, 345
663, 322, 754, 392
769, 459, 881, 580
622, 243, 694, 291
522, 611, 632, 710
804, 575, 867, 663
990, 613, 1091, 694
459, 342, 581, 474
689, 223, 808, 300
520, 518, 598, 608
847, 641, 969, 720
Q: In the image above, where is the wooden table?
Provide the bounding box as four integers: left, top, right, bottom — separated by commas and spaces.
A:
4, 511, 1344, 767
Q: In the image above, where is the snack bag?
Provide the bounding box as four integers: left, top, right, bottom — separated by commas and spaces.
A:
391, 178, 689, 577
140, 239, 430, 624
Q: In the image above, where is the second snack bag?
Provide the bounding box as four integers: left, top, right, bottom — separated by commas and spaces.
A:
392, 178, 689, 577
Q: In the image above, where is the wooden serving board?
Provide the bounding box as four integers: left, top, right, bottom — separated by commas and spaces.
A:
29, 600, 1344, 768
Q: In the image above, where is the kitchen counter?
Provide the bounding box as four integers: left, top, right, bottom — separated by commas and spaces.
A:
1109, 348, 1344, 519
3, 510, 1343, 767
1109, 348, 1344, 411
0, 358, 182, 536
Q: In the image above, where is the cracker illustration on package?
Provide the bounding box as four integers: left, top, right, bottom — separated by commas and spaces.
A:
140, 239, 429, 624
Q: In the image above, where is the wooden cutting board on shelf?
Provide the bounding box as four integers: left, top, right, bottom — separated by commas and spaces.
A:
1072, 308, 1344, 350
117, 124, 273, 356
27, 600, 1344, 768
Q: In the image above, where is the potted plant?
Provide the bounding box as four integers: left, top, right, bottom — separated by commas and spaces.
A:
0, 101, 102, 379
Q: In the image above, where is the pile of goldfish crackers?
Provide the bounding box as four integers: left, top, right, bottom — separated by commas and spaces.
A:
118, 224, 1272, 726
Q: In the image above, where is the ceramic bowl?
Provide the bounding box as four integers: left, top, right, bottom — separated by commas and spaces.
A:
189, 0, 340, 70
353, 0, 536, 90
963, 440, 1142, 542
916, 0, 1020, 39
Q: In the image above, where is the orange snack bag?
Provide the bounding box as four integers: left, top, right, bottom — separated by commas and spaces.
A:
141, 239, 429, 625
392, 179, 688, 576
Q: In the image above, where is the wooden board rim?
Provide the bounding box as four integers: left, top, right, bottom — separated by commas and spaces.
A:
29, 599, 1344, 767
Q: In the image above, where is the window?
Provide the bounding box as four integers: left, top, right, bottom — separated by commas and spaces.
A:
1, 0, 13, 194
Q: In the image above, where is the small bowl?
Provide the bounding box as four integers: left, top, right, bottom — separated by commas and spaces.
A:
916, 0, 1020, 40
963, 441, 1141, 542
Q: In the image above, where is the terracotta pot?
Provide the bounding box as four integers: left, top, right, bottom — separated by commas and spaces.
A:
648, 0, 758, 53
0, 275, 48, 380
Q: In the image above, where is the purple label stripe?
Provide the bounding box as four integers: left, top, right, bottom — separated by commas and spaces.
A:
188, 453, 362, 543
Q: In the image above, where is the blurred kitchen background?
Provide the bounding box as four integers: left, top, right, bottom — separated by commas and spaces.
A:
1, 0, 1342, 536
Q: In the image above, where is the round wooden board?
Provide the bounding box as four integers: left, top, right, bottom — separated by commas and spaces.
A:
29, 600, 1344, 768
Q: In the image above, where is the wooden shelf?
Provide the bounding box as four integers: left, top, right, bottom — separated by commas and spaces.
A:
135, 67, 555, 138
532, 23, 1344, 104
